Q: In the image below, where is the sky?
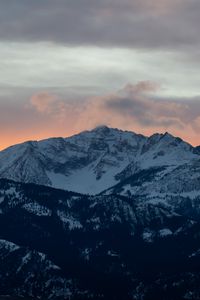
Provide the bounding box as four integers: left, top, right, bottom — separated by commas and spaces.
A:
1, 0, 200, 149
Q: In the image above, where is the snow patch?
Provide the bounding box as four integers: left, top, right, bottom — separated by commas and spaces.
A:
0, 239, 20, 252
159, 228, 173, 237
23, 202, 52, 216
142, 230, 154, 243
57, 210, 83, 230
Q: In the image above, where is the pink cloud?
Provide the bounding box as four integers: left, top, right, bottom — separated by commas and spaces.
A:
1, 81, 200, 150
26, 82, 200, 146
30, 92, 61, 114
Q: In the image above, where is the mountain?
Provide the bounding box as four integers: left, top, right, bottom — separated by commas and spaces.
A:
1, 127, 200, 298
0, 126, 198, 195
0, 239, 73, 299
1, 179, 200, 299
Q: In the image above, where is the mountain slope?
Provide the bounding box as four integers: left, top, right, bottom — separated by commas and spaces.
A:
0, 239, 73, 299
0, 126, 198, 194
1, 179, 200, 299
105, 155, 200, 209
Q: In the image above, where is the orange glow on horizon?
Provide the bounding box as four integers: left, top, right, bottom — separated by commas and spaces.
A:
1, 83, 200, 150
0, 126, 199, 151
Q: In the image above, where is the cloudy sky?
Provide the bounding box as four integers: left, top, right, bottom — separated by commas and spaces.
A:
1, 0, 200, 149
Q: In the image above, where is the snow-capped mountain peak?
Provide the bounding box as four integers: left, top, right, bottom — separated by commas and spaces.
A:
0, 127, 198, 194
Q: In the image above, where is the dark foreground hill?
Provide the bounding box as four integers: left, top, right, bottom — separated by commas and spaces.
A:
0, 179, 200, 299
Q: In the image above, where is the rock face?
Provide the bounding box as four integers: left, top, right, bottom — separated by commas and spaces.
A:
0, 126, 198, 195
0, 179, 200, 299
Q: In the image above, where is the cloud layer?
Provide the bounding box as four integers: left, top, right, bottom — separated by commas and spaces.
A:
0, 0, 198, 53
1, 82, 200, 149
26, 81, 200, 146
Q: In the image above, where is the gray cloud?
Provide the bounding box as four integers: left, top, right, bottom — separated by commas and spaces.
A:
0, 0, 199, 52
104, 82, 200, 131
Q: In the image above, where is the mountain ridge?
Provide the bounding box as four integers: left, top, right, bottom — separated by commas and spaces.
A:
0, 126, 199, 195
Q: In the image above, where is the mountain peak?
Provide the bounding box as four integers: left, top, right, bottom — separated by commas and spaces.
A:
90, 125, 140, 137
162, 131, 174, 139
0, 127, 198, 195
92, 125, 111, 134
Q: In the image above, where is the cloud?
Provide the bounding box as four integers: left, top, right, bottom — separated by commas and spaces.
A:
140, 0, 181, 13
0, 0, 198, 54
30, 92, 59, 114
27, 82, 200, 146
121, 81, 160, 95
102, 82, 199, 131
30, 91, 87, 125
1, 81, 200, 150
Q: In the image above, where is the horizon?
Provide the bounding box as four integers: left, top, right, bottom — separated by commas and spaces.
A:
0, 125, 198, 151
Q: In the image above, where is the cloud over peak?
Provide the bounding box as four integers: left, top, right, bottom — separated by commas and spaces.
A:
22, 81, 200, 147
0, 80, 200, 149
